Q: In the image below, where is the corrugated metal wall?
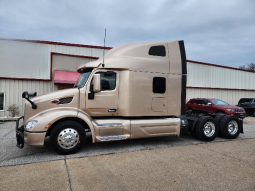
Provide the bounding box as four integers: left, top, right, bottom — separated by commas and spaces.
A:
187, 62, 255, 90
52, 54, 93, 72
0, 79, 55, 116
0, 39, 105, 79
187, 61, 255, 105
0, 39, 107, 116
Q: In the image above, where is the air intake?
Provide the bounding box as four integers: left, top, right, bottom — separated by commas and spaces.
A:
58, 97, 73, 105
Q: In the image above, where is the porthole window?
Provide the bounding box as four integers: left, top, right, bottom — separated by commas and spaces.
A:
153, 77, 166, 94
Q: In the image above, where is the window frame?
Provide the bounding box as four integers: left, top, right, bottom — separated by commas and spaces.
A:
0, 92, 5, 111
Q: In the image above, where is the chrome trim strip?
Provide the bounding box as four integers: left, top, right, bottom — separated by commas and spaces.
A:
99, 135, 128, 141
97, 123, 122, 127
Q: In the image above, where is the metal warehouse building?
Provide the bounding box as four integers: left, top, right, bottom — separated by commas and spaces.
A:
0, 38, 255, 116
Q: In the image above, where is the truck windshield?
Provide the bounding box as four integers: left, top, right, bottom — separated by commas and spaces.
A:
74, 69, 93, 88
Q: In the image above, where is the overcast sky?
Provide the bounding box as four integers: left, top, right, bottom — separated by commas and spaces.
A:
1, 0, 254, 68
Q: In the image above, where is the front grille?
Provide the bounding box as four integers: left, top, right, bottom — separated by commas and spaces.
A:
58, 97, 73, 105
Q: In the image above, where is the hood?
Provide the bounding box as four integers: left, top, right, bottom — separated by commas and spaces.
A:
24, 88, 79, 123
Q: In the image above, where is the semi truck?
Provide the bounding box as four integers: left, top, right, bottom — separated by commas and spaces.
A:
15, 40, 243, 155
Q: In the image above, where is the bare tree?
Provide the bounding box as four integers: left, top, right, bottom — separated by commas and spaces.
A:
239, 62, 255, 71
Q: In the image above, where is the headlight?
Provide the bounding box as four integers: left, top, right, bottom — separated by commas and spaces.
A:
226, 109, 234, 112
25, 120, 38, 130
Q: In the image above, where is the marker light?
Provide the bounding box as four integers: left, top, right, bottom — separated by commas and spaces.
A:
45, 123, 51, 129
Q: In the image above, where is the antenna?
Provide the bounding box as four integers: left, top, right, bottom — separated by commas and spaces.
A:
102, 29, 106, 67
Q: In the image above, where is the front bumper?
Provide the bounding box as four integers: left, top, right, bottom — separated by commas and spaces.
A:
16, 116, 24, 149
23, 131, 46, 147
16, 116, 46, 149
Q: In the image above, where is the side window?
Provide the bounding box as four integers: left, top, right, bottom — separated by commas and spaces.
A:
197, 100, 203, 104
149, 46, 166, 57
96, 72, 116, 91
0, 92, 5, 111
189, 100, 196, 104
153, 77, 166, 94
202, 100, 208, 105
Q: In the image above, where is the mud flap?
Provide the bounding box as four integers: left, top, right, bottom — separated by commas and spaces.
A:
239, 118, 244, 134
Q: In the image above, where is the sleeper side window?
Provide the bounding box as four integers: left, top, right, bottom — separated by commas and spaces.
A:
153, 77, 166, 94
149, 46, 166, 57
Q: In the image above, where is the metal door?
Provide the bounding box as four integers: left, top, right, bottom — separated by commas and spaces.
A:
85, 70, 119, 116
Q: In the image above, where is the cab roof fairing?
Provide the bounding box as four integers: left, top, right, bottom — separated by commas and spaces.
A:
77, 40, 180, 73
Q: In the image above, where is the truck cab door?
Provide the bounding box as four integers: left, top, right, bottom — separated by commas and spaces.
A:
85, 70, 119, 116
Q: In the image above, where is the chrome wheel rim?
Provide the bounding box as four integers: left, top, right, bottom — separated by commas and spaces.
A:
58, 128, 79, 149
228, 120, 238, 135
203, 122, 215, 137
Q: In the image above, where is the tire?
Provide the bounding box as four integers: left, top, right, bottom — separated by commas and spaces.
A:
219, 115, 240, 139
195, 116, 218, 141
190, 128, 197, 139
187, 108, 193, 113
216, 111, 225, 115
214, 114, 225, 137
50, 121, 86, 155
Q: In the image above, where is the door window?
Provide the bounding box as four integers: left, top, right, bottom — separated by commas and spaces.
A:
94, 72, 116, 91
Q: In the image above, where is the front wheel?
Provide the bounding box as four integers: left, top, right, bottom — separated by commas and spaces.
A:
219, 116, 240, 139
195, 116, 218, 141
50, 121, 86, 155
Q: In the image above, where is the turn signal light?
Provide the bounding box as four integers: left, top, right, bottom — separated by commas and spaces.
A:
45, 123, 51, 129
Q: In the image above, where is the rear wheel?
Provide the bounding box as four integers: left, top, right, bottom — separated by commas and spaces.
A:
50, 121, 86, 155
195, 116, 218, 141
219, 116, 240, 139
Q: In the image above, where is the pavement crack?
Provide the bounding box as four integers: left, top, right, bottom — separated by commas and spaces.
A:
64, 157, 73, 191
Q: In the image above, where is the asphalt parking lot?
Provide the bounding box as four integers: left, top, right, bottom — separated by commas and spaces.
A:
0, 118, 255, 190
0, 118, 255, 167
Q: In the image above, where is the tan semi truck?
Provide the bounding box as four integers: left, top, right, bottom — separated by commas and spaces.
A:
16, 40, 243, 155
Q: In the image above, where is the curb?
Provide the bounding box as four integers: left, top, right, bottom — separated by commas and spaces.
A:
0, 117, 21, 122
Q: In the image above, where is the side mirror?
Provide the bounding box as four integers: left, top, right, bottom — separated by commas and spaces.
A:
207, 102, 212, 106
22, 91, 37, 109
93, 74, 101, 93
22, 91, 29, 99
